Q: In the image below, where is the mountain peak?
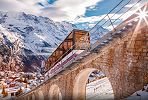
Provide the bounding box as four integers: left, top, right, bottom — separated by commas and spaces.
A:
0, 11, 76, 72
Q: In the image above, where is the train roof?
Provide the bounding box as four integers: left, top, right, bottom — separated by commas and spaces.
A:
45, 29, 90, 70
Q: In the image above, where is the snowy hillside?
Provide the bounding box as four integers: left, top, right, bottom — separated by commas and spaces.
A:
0, 11, 76, 71
86, 77, 114, 100
0, 11, 76, 55
75, 22, 109, 44
89, 25, 109, 44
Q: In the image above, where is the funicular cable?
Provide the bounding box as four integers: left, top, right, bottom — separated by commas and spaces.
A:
89, 0, 125, 32
90, 0, 133, 36
109, 0, 142, 26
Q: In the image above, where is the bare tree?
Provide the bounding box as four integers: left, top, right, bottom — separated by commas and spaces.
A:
7, 39, 23, 72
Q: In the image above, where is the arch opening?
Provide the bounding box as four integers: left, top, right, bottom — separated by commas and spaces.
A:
48, 84, 62, 100
73, 68, 114, 100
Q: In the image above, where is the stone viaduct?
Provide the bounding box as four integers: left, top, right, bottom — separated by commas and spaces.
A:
16, 5, 148, 100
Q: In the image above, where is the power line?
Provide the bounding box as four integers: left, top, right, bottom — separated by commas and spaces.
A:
89, 0, 142, 40
89, 0, 133, 40
89, 0, 125, 32
98, 0, 133, 29
110, 0, 142, 26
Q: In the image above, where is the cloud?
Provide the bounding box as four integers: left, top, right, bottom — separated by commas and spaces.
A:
0, 0, 26, 11
0, 0, 46, 15
73, 12, 133, 24
40, 6, 68, 20
41, 0, 103, 21
87, 5, 97, 11
0, 0, 147, 26
0, 0, 102, 22
125, 0, 148, 8
73, 10, 136, 31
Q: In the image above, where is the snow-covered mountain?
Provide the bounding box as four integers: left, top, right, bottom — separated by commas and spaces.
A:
0, 11, 76, 54
75, 22, 109, 44
0, 11, 76, 72
89, 25, 109, 44
0, 11, 108, 72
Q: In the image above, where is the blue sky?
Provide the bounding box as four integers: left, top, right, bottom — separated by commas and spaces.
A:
73, 0, 147, 29
85, 0, 126, 17
47, 0, 57, 4
0, 0, 147, 29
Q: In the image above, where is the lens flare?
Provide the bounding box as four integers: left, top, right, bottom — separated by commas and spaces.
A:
127, 4, 148, 48
134, 4, 148, 26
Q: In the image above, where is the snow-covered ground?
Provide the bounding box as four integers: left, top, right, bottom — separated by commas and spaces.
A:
126, 84, 148, 100
0, 71, 41, 100
86, 77, 114, 100
86, 77, 148, 100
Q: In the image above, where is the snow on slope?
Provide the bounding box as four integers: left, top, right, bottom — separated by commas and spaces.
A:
86, 77, 114, 100
75, 22, 109, 44
0, 11, 77, 71
0, 11, 76, 56
127, 84, 148, 100
89, 25, 109, 44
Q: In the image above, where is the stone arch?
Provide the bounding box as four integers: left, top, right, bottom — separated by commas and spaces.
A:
73, 68, 114, 100
38, 90, 44, 100
48, 84, 63, 100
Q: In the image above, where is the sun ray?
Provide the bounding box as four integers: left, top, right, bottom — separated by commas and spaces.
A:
127, 17, 142, 48
127, 5, 148, 48
143, 16, 148, 26
143, 5, 147, 12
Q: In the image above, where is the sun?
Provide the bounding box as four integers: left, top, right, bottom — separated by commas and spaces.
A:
139, 10, 148, 19
135, 4, 148, 25
127, 4, 148, 48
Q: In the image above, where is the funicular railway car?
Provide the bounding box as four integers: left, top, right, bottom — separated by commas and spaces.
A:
44, 29, 90, 80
